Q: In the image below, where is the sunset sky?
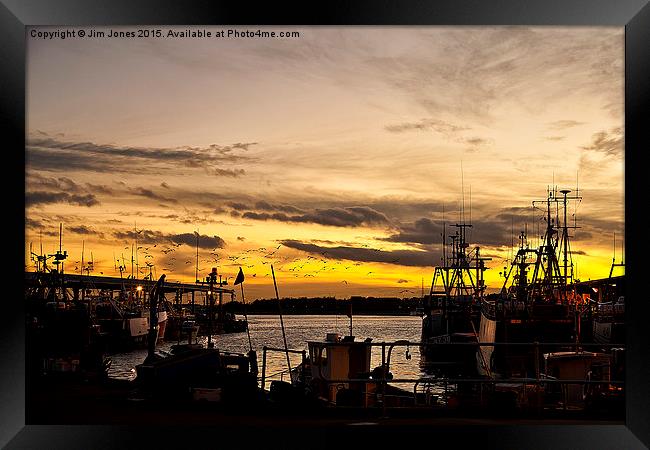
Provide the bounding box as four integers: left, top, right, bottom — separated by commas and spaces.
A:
25, 26, 625, 300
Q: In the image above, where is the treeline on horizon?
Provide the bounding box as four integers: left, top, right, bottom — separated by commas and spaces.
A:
176, 293, 502, 315
183, 296, 421, 315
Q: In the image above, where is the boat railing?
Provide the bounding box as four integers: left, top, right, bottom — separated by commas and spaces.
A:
260, 346, 308, 391
481, 299, 584, 320
294, 340, 624, 416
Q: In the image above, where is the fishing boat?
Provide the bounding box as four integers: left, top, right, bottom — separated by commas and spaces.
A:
93, 289, 168, 351
420, 218, 490, 376
134, 273, 259, 404
475, 188, 589, 379
25, 227, 111, 380
474, 187, 625, 414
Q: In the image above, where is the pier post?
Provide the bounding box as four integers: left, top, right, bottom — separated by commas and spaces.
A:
381, 343, 387, 418
261, 346, 267, 391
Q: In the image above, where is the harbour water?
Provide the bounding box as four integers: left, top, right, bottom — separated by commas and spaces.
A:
109, 314, 424, 384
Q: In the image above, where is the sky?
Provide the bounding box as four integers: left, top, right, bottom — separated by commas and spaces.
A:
25, 26, 625, 300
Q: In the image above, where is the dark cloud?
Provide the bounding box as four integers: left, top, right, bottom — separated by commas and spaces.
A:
69, 225, 105, 238
85, 183, 113, 195
214, 168, 245, 177
254, 200, 304, 214
25, 218, 44, 229
26, 136, 254, 174
172, 232, 226, 249
132, 187, 178, 204
26, 191, 99, 207
26, 174, 108, 208
396, 279, 409, 284
28, 173, 83, 193
384, 217, 439, 245
280, 239, 436, 267
242, 206, 389, 228
112, 229, 225, 249
226, 202, 250, 211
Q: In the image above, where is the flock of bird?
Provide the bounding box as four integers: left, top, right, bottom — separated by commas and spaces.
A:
34, 236, 416, 292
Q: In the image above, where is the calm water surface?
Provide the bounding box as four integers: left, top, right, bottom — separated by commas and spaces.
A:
109, 315, 427, 386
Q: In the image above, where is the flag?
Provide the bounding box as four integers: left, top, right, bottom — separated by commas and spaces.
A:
234, 267, 245, 285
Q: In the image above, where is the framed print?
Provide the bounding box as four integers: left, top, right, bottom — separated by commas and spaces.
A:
2, 1, 649, 448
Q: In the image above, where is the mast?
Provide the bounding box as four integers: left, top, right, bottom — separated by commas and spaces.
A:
271, 265, 292, 378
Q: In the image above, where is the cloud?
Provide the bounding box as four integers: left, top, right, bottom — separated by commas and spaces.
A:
385, 118, 470, 135
581, 127, 623, 157
397, 279, 409, 284
383, 217, 439, 245
85, 183, 113, 195
132, 187, 178, 204
26, 135, 254, 174
69, 225, 105, 238
281, 239, 436, 267
25, 174, 109, 208
547, 120, 584, 130
242, 206, 389, 228
254, 200, 305, 214
214, 168, 245, 177
384, 118, 491, 152
112, 229, 226, 249
26, 191, 99, 207
226, 202, 250, 211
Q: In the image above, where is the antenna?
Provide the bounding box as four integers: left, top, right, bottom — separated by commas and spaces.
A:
621, 231, 624, 264
195, 229, 199, 283
134, 221, 138, 281
469, 184, 472, 226
511, 215, 514, 262
461, 161, 465, 224
81, 240, 85, 275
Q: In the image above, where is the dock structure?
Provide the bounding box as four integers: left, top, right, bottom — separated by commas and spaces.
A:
24, 271, 235, 296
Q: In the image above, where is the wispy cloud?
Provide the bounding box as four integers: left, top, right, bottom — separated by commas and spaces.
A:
547, 120, 584, 130
581, 127, 623, 157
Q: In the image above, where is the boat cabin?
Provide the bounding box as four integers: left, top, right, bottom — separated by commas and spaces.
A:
307, 333, 375, 406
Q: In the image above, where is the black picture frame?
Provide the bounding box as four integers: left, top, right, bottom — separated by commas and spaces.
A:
2, 1, 648, 448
